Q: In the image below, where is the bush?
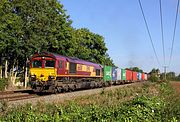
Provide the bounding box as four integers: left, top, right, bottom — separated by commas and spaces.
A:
118, 96, 165, 122
149, 74, 159, 82
0, 82, 179, 121
0, 96, 172, 122
0, 78, 9, 91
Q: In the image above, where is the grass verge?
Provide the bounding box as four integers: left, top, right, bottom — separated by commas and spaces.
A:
0, 81, 179, 121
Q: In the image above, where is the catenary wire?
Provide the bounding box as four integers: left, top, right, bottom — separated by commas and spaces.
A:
138, 0, 161, 67
159, 0, 166, 66
168, 0, 180, 67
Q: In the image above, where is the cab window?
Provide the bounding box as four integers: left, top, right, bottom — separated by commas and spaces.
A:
96, 69, 100, 76
32, 60, 42, 68
45, 60, 55, 68
59, 60, 63, 68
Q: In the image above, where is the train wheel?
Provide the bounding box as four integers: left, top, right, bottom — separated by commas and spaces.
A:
57, 87, 63, 93
70, 85, 76, 91
49, 86, 58, 94
63, 85, 69, 92
90, 82, 95, 89
33, 86, 43, 93
54, 87, 59, 94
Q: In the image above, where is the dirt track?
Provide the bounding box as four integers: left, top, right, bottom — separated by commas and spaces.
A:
171, 81, 180, 93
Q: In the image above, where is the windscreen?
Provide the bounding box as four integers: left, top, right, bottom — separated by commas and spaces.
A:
45, 60, 55, 68
32, 60, 42, 68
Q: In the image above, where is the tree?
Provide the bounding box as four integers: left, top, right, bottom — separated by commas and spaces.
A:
149, 68, 161, 82
0, 0, 114, 88
150, 68, 160, 74
162, 72, 176, 80
0, 0, 23, 82
129, 67, 143, 72
126, 67, 143, 72
73, 28, 114, 65
0, 0, 74, 86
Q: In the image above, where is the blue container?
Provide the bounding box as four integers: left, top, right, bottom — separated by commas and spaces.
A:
112, 67, 117, 81
137, 72, 142, 80
117, 68, 121, 80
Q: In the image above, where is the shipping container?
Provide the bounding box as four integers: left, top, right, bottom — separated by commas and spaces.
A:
137, 72, 142, 81
103, 66, 112, 81
144, 73, 148, 80
132, 71, 138, 81
142, 73, 145, 80
121, 69, 126, 80
112, 67, 117, 81
126, 70, 133, 81
117, 68, 121, 81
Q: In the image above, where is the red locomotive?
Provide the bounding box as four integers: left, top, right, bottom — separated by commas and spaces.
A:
30, 52, 103, 92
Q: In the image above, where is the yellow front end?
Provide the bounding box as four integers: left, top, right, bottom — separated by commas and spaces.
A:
30, 68, 57, 82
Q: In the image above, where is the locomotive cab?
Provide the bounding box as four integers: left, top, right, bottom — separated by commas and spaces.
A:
30, 56, 57, 82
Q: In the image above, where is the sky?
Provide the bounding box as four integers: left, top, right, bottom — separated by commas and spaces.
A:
60, 0, 180, 74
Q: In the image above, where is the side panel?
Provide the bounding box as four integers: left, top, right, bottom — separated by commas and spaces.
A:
121, 69, 126, 80
126, 70, 132, 81
112, 67, 117, 81
144, 73, 148, 80
142, 73, 145, 80
103, 66, 112, 81
138, 72, 142, 80
57, 59, 66, 75
132, 72, 138, 81
61, 62, 103, 78
117, 68, 121, 80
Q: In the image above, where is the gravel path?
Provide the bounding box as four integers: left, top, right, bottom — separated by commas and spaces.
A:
7, 82, 144, 107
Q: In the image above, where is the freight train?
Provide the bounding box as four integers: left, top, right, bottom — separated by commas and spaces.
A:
29, 52, 147, 93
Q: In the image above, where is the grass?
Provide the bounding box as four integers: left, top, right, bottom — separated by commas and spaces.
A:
0, 81, 179, 121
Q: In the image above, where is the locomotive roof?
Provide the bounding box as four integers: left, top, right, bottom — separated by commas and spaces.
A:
33, 52, 102, 68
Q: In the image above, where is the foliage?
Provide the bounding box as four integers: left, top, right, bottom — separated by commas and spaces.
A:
0, 96, 176, 122
0, 0, 114, 83
149, 74, 160, 82
119, 96, 165, 122
128, 67, 143, 72
0, 82, 179, 121
158, 82, 174, 95
70, 28, 114, 65
0, 0, 73, 67
150, 68, 160, 74
0, 78, 8, 91
0, 97, 162, 121
160, 72, 180, 81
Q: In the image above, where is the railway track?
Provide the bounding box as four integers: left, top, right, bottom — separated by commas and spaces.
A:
4, 81, 146, 108
0, 81, 145, 105
0, 90, 37, 102
0, 89, 33, 95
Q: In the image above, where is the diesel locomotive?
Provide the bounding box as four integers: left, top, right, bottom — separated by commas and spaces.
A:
29, 52, 147, 93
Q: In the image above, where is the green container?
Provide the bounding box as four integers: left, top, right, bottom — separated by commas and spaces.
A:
121, 69, 126, 80
103, 66, 112, 81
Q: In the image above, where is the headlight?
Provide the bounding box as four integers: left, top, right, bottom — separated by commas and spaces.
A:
30, 75, 36, 81
31, 75, 36, 78
48, 76, 55, 80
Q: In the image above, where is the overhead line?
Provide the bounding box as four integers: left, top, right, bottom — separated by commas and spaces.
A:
138, 0, 161, 67
169, 0, 180, 67
159, 0, 166, 66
